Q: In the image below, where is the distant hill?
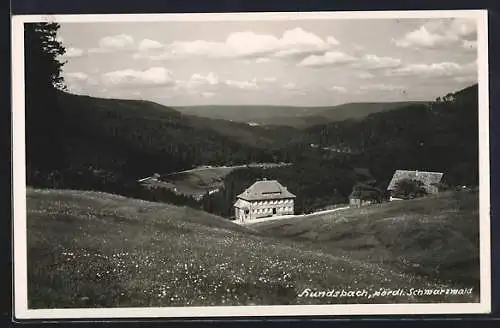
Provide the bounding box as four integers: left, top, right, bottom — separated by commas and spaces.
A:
172, 105, 327, 123
27, 188, 477, 308
173, 102, 428, 128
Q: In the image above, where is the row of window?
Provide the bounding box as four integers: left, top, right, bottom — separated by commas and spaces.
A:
252, 199, 292, 206
253, 207, 292, 214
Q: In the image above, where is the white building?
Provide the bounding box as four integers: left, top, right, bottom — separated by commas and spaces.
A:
233, 179, 296, 222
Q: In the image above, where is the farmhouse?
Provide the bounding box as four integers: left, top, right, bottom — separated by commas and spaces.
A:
233, 179, 295, 222
387, 169, 444, 201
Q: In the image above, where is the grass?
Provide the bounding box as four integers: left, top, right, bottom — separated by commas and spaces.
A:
27, 188, 479, 309
250, 190, 480, 291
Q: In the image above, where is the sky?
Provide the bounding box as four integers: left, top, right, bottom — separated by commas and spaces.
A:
56, 15, 479, 107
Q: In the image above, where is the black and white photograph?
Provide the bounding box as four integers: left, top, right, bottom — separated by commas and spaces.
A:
12, 10, 490, 319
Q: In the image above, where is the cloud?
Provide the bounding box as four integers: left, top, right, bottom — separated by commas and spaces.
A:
326, 36, 340, 45
65, 72, 90, 81
226, 78, 259, 89
283, 82, 296, 90
357, 54, 402, 70
298, 51, 356, 67
101, 67, 174, 88
89, 34, 135, 53
136, 28, 340, 62
388, 60, 476, 79
360, 84, 405, 91
64, 72, 97, 94
99, 34, 134, 49
178, 73, 278, 91
63, 47, 85, 58
393, 18, 477, 49
138, 38, 164, 52
330, 85, 347, 93
187, 72, 220, 87
255, 57, 271, 64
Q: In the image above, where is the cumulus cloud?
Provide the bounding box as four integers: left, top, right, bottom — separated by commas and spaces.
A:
388, 60, 476, 79
64, 72, 97, 94
226, 78, 259, 89
186, 72, 220, 87
393, 18, 477, 49
357, 54, 402, 70
178, 73, 278, 91
65, 72, 90, 81
101, 67, 174, 88
298, 51, 356, 67
138, 38, 164, 52
63, 47, 85, 58
89, 34, 135, 53
136, 28, 340, 62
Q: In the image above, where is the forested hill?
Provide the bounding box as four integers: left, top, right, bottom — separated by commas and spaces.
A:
304, 84, 479, 187
31, 91, 298, 189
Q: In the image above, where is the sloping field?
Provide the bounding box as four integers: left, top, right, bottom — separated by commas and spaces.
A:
251, 191, 480, 291
26, 188, 478, 309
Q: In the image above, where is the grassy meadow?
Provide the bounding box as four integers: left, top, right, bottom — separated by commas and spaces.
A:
250, 190, 480, 290
27, 188, 479, 309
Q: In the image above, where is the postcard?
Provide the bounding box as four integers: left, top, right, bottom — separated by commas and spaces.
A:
11, 9, 491, 319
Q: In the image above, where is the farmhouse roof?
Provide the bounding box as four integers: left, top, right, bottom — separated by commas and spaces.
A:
387, 170, 444, 192
237, 179, 296, 201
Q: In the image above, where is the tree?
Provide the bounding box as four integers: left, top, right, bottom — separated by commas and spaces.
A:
24, 22, 66, 183
393, 179, 428, 200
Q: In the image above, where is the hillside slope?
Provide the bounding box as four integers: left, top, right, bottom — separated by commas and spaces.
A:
26, 189, 476, 308
251, 191, 480, 290
43, 92, 295, 189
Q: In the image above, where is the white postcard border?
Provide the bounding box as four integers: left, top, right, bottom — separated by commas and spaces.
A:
11, 9, 491, 319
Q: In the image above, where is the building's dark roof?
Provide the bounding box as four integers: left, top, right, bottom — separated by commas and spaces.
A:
237, 179, 296, 201
387, 170, 444, 192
